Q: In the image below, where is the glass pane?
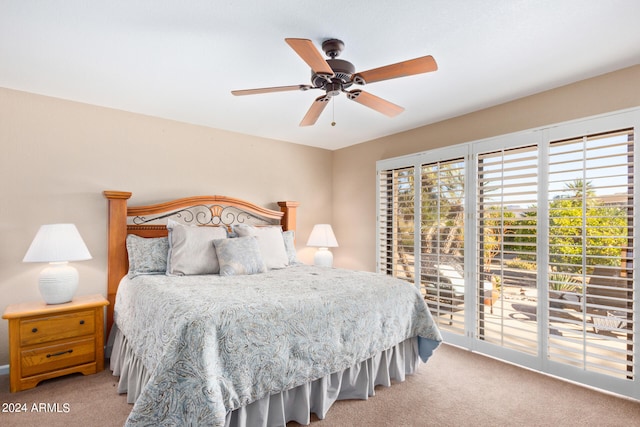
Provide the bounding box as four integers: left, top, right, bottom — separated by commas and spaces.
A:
378, 167, 415, 281
420, 159, 466, 334
477, 146, 539, 355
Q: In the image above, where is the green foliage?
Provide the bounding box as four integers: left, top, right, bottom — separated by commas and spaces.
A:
390, 168, 627, 278
503, 210, 538, 261
547, 184, 627, 272
510, 180, 627, 274
479, 207, 516, 270
548, 271, 582, 293
505, 258, 537, 270
491, 274, 502, 290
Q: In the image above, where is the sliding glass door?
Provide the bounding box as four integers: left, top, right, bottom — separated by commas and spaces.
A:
377, 108, 640, 399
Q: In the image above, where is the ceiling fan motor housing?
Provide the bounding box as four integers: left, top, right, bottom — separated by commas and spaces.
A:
309, 39, 356, 94
311, 58, 356, 93
322, 39, 345, 58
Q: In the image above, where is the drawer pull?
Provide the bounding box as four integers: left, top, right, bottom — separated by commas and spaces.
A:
46, 349, 73, 358
31, 328, 38, 333
79, 320, 85, 325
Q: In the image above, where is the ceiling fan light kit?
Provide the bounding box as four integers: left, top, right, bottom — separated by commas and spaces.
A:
232, 38, 437, 126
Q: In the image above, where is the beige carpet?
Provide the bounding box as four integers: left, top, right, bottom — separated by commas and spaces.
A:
1, 344, 639, 427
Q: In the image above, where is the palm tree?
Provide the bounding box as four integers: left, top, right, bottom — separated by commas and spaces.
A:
564, 179, 595, 202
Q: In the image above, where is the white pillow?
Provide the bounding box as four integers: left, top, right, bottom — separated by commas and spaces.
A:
234, 225, 289, 269
166, 220, 228, 275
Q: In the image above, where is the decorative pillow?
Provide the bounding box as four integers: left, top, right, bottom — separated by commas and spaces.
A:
234, 225, 289, 269
126, 234, 169, 278
282, 230, 300, 265
166, 220, 228, 275
213, 236, 267, 276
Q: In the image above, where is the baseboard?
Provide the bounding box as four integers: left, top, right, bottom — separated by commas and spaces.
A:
0, 364, 8, 376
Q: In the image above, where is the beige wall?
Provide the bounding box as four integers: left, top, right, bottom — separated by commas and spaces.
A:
331, 65, 640, 272
0, 88, 333, 365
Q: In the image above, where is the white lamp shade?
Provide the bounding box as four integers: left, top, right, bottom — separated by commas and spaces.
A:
23, 224, 91, 304
23, 224, 92, 263
306, 224, 338, 248
307, 224, 338, 268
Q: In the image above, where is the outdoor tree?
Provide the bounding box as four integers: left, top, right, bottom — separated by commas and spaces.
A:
512, 179, 627, 273
479, 207, 516, 272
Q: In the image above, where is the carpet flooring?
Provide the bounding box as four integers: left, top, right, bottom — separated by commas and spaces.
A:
1, 344, 639, 426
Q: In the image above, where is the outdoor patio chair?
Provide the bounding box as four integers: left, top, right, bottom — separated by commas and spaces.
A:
585, 267, 631, 334
424, 264, 496, 318
591, 310, 626, 334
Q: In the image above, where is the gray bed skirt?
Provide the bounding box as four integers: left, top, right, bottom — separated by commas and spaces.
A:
109, 326, 422, 426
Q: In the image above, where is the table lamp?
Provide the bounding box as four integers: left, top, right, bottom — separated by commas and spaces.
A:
23, 224, 92, 304
306, 224, 338, 267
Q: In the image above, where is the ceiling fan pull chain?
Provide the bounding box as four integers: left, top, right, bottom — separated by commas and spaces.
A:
331, 98, 336, 127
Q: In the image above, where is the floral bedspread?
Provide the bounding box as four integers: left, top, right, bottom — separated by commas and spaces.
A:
115, 265, 442, 426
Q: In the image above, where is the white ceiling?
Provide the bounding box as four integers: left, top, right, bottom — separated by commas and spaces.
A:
2, 1, 640, 150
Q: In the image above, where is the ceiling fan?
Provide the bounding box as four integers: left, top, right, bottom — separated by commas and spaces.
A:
231, 38, 438, 126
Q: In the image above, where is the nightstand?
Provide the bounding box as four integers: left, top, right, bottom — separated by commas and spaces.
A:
2, 294, 109, 392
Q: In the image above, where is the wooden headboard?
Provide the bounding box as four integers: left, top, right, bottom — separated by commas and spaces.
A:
103, 190, 299, 336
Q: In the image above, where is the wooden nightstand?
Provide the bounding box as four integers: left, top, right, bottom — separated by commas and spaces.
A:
2, 294, 109, 393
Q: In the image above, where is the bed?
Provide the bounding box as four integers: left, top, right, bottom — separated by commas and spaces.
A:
103, 191, 442, 426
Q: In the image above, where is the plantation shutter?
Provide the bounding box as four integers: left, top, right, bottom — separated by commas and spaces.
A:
420, 159, 466, 333
377, 166, 416, 281
377, 107, 639, 399
546, 128, 634, 380
476, 145, 540, 355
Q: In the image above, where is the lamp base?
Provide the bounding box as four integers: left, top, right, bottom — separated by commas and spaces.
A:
38, 262, 79, 304
313, 248, 334, 268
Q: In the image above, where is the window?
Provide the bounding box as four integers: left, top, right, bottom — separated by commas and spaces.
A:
377, 108, 640, 399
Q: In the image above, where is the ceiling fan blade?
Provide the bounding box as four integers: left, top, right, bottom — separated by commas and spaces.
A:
353, 55, 437, 85
346, 90, 404, 117
285, 38, 334, 78
300, 95, 331, 126
231, 84, 313, 96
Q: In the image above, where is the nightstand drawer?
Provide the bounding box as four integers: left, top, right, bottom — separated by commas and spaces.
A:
20, 337, 96, 377
19, 310, 95, 346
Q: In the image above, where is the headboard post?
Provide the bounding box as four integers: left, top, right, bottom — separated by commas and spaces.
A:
103, 190, 132, 337
278, 201, 299, 233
